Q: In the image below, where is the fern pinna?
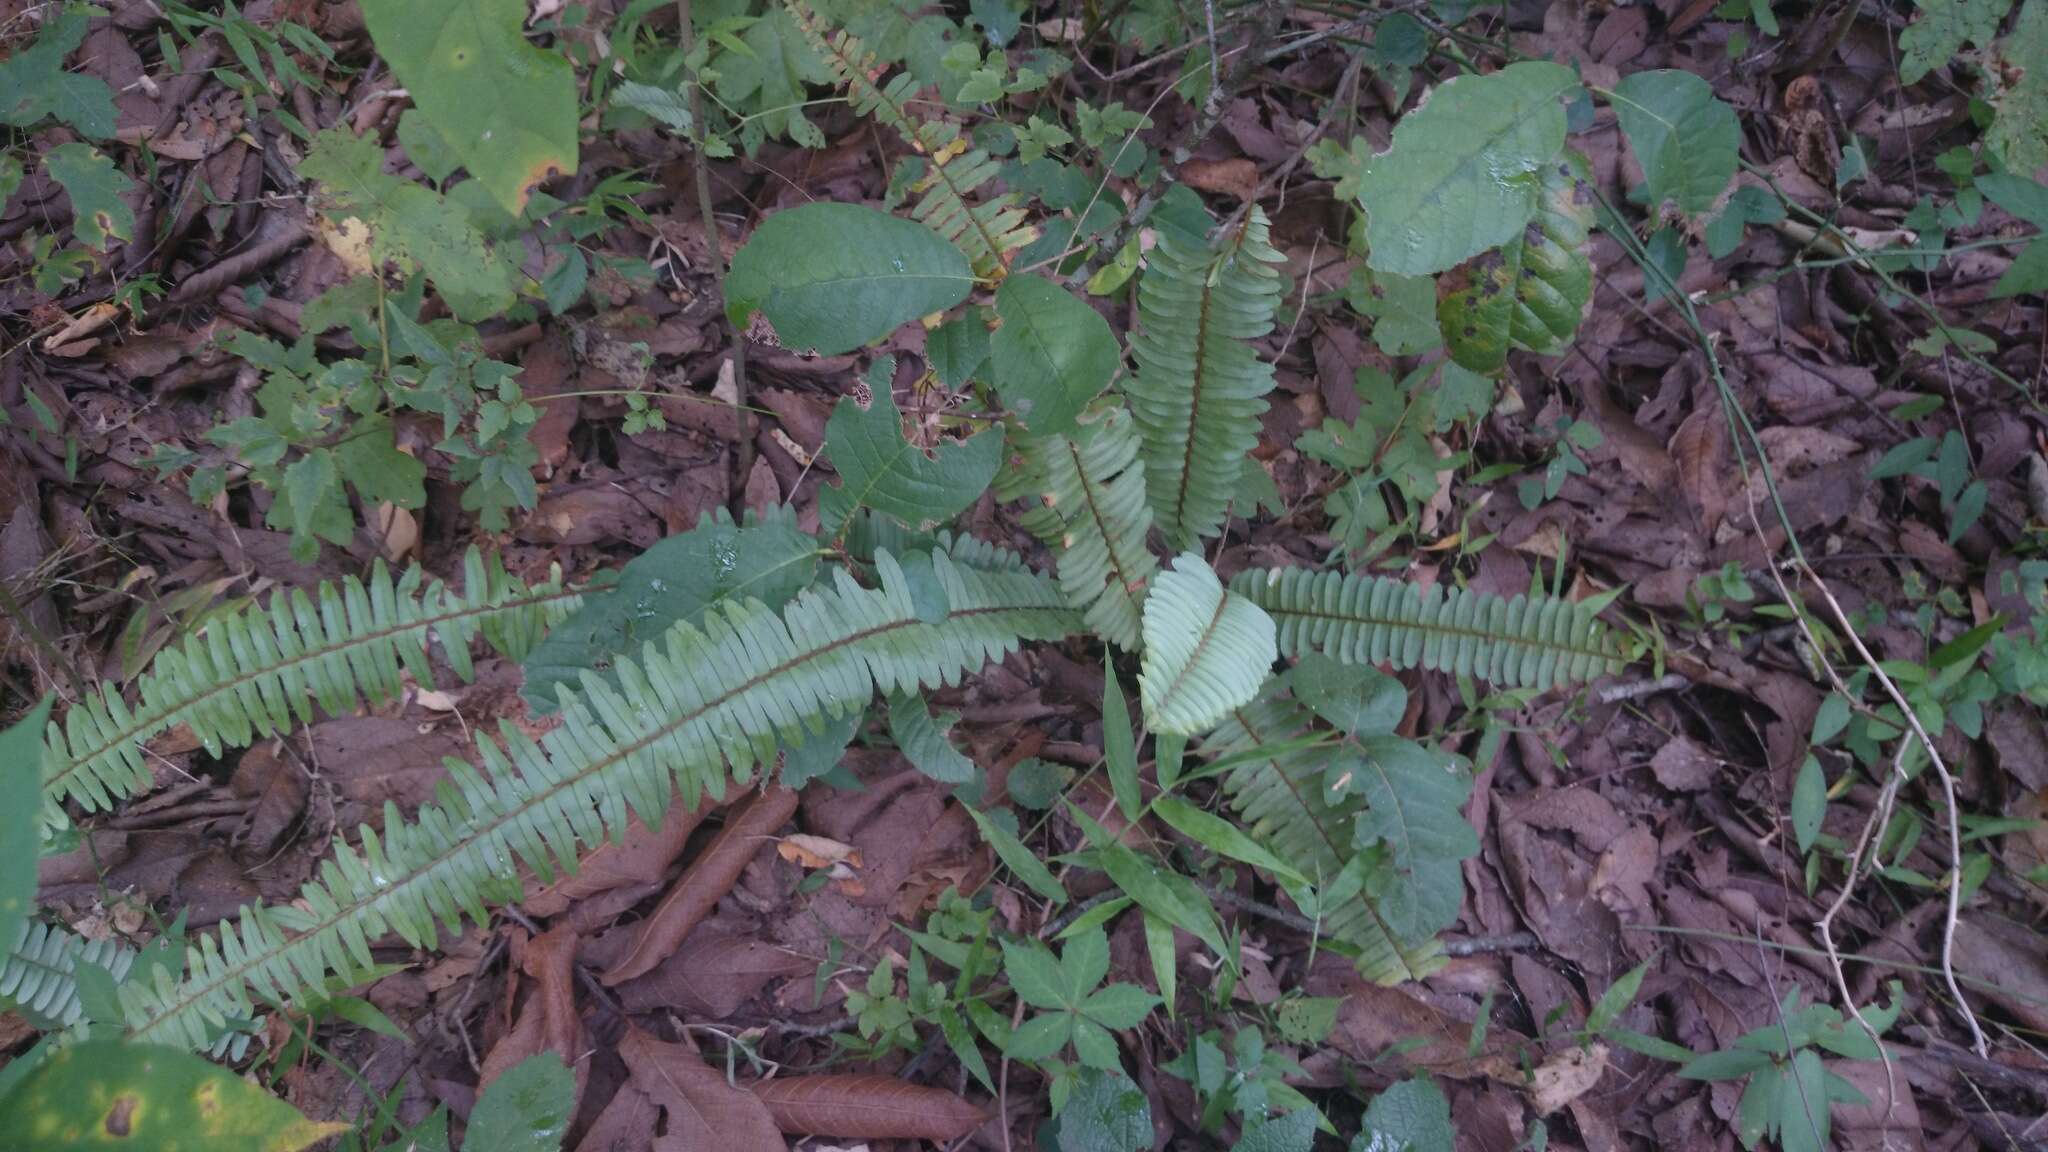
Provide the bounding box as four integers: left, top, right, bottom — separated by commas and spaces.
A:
786, 0, 1034, 276
38, 549, 576, 836
115, 551, 1075, 1049
1125, 207, 1286, 550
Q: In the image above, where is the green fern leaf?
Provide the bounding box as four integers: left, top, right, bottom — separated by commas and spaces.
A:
117, 552, 1076, 1049
1139, 555, 1276, 736
887, 693, 975, 784
1126, 208, 1285, 549
1004, 408, 1157, 651
789, 1, 1035, 275
1232, 567, 1625, 689
1437, 151, 1594, 375
1, 921, 137, 1030
41, 549, 577, 834
1204, 676, 1445, 985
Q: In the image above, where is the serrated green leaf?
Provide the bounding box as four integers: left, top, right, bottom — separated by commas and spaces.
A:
360, 0, 579, 215
45, 143, 135, 251
1899, 0, 2011, 84
1056, 1067, 1151, 1152
521, 507, 819, 712
465, 1054, 574, 1152
1139, 554, 1276, 736
889, 692, 977, 783
0, 1040, 347, 1150
1609, 70, 1740, 216
332, 416, 427, 509
612, 80, 694, 133
1290, 653, 1406, 736
728, 202, 975, 356
1345, 267, 1443, 356
1000, 938, 1070, 1009
0, 7, 116, 138
1353, 1078, 1453, 1152
992, 274, 1119, 436
0, 698, 53, 954
819, 359, 1003, 532
1355, 61, 1579, 276
1438, 151, 1594, 374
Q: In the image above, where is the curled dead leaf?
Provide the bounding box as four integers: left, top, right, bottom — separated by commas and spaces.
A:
747, 1074, 986, 1140
1527, 1042, 1607, 1115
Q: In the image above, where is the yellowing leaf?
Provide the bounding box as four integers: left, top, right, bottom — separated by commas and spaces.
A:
0, 1040, 348, 1151
360, 0, 579, 215
45, 143, 134, 251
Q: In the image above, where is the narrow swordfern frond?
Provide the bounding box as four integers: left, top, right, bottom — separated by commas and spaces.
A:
1, 921, 137, 1030
1205, 686, 1446, 985
118, 552, 1077, 1049
40, 549, 577, 834
787, 0, 1034, 275
1005, 409, 1158, 651
1125, 208, 1285, 550
1232, 567, 1626, 689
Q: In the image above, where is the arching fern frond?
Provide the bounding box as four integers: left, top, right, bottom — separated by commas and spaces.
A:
1139, 554, 1275, 736
1125, 207, 1285, 550
1232, 567, 1626, 689
1204, 683, 1447, 985
1005, 408, 1157, 651
788, 0, 1034, 276
2, 921, 137, 1030
118, 552, 1076, 1049
41, 549, 577, 834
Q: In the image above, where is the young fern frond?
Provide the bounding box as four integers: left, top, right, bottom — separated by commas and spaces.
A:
1125, 208, 1285, 550
1205, 687, 1446, 985
117, 552, 1077, 1049
2, 921, 138, 1030
787, 0, 1034, 276
40, 549, 577, 834
1003, 408, 1158, 651
1232, 567, 1626, 689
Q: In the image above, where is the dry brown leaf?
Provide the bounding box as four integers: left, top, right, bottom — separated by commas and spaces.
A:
616, 930, 812, 1018
1179, 157, 1259, 201
525, 798, 715, 918
1527, 1042, 1607, 1115
777, 833, 862, 870
621, 1029, 784, 1152
747, 1075, 986, 1140
601, 785, 801, 985
571, 1082, 662, 1152
481, 924, 586, 1096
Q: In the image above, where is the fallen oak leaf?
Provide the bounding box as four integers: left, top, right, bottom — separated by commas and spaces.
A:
747, 1074, 987, 1140
620, 1028, 784, 1152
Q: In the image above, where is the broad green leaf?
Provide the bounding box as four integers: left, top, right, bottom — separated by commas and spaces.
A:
966, 806, 1067, 903
889, 693, 977, 784
1054, 1067, 1151, 1152
1775, 1050, 1833, 1152
1980, 173, 2048, 298
1791, 755, 1826, 853
0, 1040, 348, 1150
1352, 1078, 1453, 1152
992, 274, 1120, 435
464, 1054, 574, 1152
521, 507, 819, 712
818, 359, 1003, 532
1234, 1108, 1316, 1152
727, 203, 975, 356
359, 0, 579, 215
0, 156, 20, 206
1290, 654, 1406, 736
1899, 0, 2011, 84
1103, 657, 1141, 822
1609, 70, 1740, 216
1704, 185, 1786, 259
611, 80, 694, 134
1438, 151, 1594, 375
0, 698, 53, 951
45, 143, 134, 251
332, 416, 427, 509
396, 109, 459, 185
0, 7, 115, 138
1139, 554, 1276, 736
999, 939, 1070, 1009
1341, 736, 1478, 874
1355, 61, 1579, 276
1153, 795, 1310, 886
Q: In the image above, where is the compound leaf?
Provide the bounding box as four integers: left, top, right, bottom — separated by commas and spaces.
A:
360, 0, 579, 215
0, 7, 115, 138
727, 202, 975, 356
1899, 0, 2011, 84
1355, 61, 1579, 276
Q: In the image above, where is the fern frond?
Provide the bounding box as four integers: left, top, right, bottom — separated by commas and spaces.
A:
843, 510, 1030, 574
1138, 554, 1276, 736
1006, 409, 1158, 651
788, 0, 1034, 275
1205, 685, 1445, 985
118, 552, 1077, 1049
2, 921, 137, 1030
1233, 567, 1625, 689
40, 549, 577, 833
1125, 207, 1285, 549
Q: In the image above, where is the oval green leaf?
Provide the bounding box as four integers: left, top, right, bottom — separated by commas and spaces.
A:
992, 274, 1120, 436
0, 1040, 348, 1151
728, 203, 976, 357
